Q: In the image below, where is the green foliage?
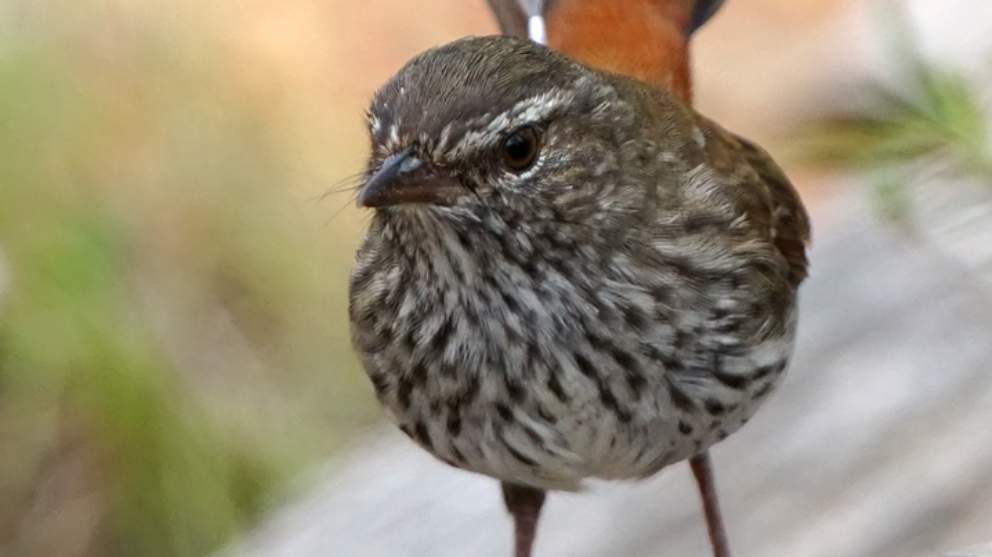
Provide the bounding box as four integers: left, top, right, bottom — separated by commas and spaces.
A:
803, 68, 990, 176
0, 9, 373, 557
796, 10, 991, 223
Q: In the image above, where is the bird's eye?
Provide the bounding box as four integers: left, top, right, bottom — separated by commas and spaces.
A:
500, 127, 540, 172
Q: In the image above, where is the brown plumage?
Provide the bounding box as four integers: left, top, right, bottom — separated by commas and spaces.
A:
349, 3, 808, 557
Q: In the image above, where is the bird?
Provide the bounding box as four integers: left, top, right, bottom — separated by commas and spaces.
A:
348, 4, 809, 557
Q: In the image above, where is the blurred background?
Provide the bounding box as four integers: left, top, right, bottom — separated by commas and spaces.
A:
1, 1, 990, 556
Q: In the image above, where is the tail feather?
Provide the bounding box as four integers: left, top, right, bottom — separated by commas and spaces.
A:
689, 0, 726, 34
487, 1, 727, 38
484, 0, 729, 102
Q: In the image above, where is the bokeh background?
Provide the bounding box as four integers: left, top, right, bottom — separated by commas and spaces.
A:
1, 1, 990, 556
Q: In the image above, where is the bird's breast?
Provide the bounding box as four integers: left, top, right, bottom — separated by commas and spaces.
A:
348, 209, 798, 486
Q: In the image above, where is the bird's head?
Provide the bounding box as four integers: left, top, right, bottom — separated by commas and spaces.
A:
358, 36, 693, 231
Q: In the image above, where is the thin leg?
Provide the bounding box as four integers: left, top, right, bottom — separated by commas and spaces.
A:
690, 451, 731, 557
501, 482, 547, 557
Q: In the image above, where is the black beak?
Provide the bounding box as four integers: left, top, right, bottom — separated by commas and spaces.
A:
358, 148, 461, 208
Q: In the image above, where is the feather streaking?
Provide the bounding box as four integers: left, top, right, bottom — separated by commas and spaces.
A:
349, 36, 810, 491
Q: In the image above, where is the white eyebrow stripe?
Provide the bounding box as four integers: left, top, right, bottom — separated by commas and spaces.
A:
443, 89, 575, 159
436, 122, 455, 154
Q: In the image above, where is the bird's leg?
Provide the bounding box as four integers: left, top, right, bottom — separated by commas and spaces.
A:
501, 482, 546, 557
690, 451, 731, 557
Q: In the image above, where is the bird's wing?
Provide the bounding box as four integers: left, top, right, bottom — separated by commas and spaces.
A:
732, 135, 811, 287
693, 117, 811, 288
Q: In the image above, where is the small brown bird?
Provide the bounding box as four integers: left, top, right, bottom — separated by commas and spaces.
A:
349, 2, 809, 556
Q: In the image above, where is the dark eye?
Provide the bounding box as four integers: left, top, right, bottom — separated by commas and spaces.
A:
500, 127, 540, 171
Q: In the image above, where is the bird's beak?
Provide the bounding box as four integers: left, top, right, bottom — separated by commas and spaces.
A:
358, 148, 462, 208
